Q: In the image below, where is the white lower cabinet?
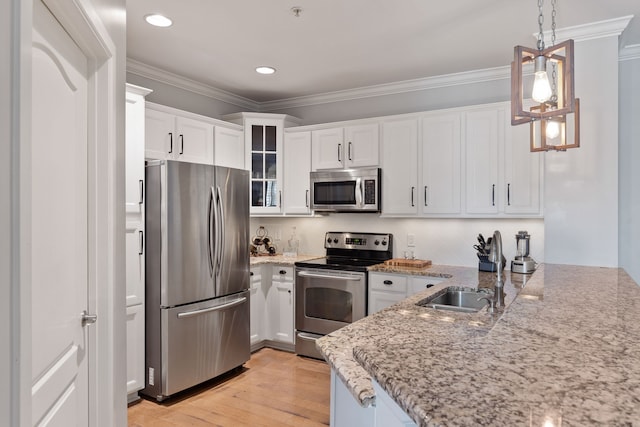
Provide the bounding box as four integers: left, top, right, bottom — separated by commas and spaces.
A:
249, 267, 265, 347
126, 304, 145, 401
268, 267, 294, 344
369, 272, 446, 314
373, 380, 417, 427
250, 265, 295, 351
330, 370, 375, 427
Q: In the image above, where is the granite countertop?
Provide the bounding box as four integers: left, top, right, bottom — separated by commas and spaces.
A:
317, 263, 640, 426
249, 254, 322, 266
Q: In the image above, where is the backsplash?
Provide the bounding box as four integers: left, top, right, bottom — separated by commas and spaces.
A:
250, 215, 544, 269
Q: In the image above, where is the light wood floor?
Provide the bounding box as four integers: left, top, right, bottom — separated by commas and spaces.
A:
127, 348, 331, 427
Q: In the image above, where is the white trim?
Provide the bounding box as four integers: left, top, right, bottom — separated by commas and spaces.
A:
538, 15, 634, 44
620, 44, 640, 61
261, 66, 511, 111
126, 83, 153, 97
127, 58, 259, 111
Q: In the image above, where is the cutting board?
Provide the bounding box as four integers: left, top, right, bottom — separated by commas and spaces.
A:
384, 258, 432, 268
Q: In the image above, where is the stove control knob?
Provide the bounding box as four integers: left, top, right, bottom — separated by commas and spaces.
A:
333, 238, 339, 244
327, 237, 332, 244
374, 240, 380, 245
382, 239, 388, 246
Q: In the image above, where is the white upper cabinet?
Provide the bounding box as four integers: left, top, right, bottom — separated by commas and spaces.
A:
421, 113, 462, 215
145, 106, 214, 165
214, 126, 244, 169
381, 119, 419, 215
503, 115, 542, 215
283, 131, 312, 215
312, 123, 379, 170
463, 107, 501, 215
345, 124, 379, 168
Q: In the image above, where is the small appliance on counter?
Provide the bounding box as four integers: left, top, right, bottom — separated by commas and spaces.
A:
474, 233, 505, 272
511, 230, 537, 274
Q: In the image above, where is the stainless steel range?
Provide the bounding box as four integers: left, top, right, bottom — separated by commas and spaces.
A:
294, 232, 393, 359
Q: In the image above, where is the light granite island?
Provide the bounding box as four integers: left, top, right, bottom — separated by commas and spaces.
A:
316, 263, 640, 426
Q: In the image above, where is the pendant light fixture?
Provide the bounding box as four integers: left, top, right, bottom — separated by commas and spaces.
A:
511, 0, 580, 151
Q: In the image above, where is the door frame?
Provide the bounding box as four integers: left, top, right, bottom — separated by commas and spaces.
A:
4, 0, 125, 426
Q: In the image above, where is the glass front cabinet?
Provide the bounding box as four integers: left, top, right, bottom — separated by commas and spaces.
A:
223, 113, 301, 215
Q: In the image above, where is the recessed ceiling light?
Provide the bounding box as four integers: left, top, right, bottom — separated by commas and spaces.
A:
145, 14, 173, 28
256, 66, 276, 75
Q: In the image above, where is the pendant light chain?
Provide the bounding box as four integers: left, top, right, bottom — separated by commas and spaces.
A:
550, 0, 558, 104
537, 0, 545, 51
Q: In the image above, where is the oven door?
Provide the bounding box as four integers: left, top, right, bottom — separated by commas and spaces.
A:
295, 268, 366, 335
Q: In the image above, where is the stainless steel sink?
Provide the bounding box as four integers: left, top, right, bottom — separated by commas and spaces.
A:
417, 287, 491, 313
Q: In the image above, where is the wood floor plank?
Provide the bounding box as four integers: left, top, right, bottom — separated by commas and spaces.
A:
128, 348, 331, 426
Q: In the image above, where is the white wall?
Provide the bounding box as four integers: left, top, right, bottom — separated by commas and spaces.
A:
251, 216, 544, 269
619, 53, 640, 283
544, 37, 620, 267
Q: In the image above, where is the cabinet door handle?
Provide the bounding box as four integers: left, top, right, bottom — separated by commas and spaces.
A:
411, 187, 415, 207
507, 183, 511, 206
305, 189, 309, 207
179, 134, 184, 154
348, 141, 353, 161
424, 186, 428, 207
492, 184, 495, 206
168, 132, 173, 153
279, 191, 282, 208
250, 271, 254, 276
138, 230, 144, 255
139, 180, 144, 204
383, 280, 393, 285
279, 270, 287, 275
337, 143, 342, 162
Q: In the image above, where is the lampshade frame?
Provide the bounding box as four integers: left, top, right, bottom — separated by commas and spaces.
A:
529, 98, 581, 152
511, 39, 576, 126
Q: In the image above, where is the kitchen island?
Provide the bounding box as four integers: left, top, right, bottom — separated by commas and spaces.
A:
317, 263, 640, 426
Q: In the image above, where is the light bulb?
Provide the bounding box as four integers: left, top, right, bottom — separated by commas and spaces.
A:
546, 121, 560, 139
532, 55, 552, 103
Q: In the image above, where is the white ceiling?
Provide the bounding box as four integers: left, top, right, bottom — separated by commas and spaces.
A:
126, 0, 639, 103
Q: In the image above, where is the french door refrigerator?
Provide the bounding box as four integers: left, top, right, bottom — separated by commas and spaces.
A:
142, 160, 250, 401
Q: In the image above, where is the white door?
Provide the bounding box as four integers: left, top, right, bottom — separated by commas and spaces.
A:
344, 124, 379, 168
381, 119, 419, 215
31, 1, 91, 425
283, 131, 312, 214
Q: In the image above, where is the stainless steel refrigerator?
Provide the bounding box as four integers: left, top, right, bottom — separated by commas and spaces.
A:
142, 160, 250, 401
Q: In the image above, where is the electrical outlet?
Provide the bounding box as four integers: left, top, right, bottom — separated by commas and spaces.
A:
407, 233, 415, 247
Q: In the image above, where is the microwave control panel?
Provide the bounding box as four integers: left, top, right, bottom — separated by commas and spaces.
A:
364, 179, 377, 205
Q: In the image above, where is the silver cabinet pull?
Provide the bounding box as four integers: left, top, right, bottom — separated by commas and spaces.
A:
139, 180, 144, 204
81, 310, 97, 326
411, 186, 415, 207
168, 132, 173, 153
305, 189, 309, 207
348, 141, 353, 161
424, 186, 428, 207
337, 143, 342, 162
179, 134, 184, 154
177, 297, 247, 319
507, 183, 511, 206
492, 184, 495, 206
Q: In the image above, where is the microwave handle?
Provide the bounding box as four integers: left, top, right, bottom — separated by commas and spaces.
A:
355, 177, 363, 207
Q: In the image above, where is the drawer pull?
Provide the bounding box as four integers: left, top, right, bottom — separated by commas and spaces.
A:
279, 270, 287, 275
383, 280, 393, 285
426, 284, 435, 288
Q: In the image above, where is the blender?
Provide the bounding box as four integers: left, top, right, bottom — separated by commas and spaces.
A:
511, 231, 537, 274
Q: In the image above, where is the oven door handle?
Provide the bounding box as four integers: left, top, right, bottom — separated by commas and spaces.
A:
297, 271, 363, 281
297, 332, 323, 342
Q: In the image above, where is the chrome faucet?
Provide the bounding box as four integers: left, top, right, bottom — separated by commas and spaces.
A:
488, 230, 505, 308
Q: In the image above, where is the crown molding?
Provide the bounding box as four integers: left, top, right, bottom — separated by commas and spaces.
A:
261, 66, 511, 111
539, 15, 634, 44
126, 58, 259, 111
619, 44, 640, 61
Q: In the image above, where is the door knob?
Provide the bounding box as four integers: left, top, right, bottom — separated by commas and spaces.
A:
81, 310, 97, 326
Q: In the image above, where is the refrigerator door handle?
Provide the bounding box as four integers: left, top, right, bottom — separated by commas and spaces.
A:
207, 186, 215, 277
176, 297, 247, 319
215, 186, 225, 279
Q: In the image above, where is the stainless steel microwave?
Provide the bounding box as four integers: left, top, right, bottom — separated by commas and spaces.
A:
310, 167, 381, 212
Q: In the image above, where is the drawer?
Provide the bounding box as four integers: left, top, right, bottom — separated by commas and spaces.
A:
272, 266, 294, 282
408, 276, 447, 296
369, 273, 407, 293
